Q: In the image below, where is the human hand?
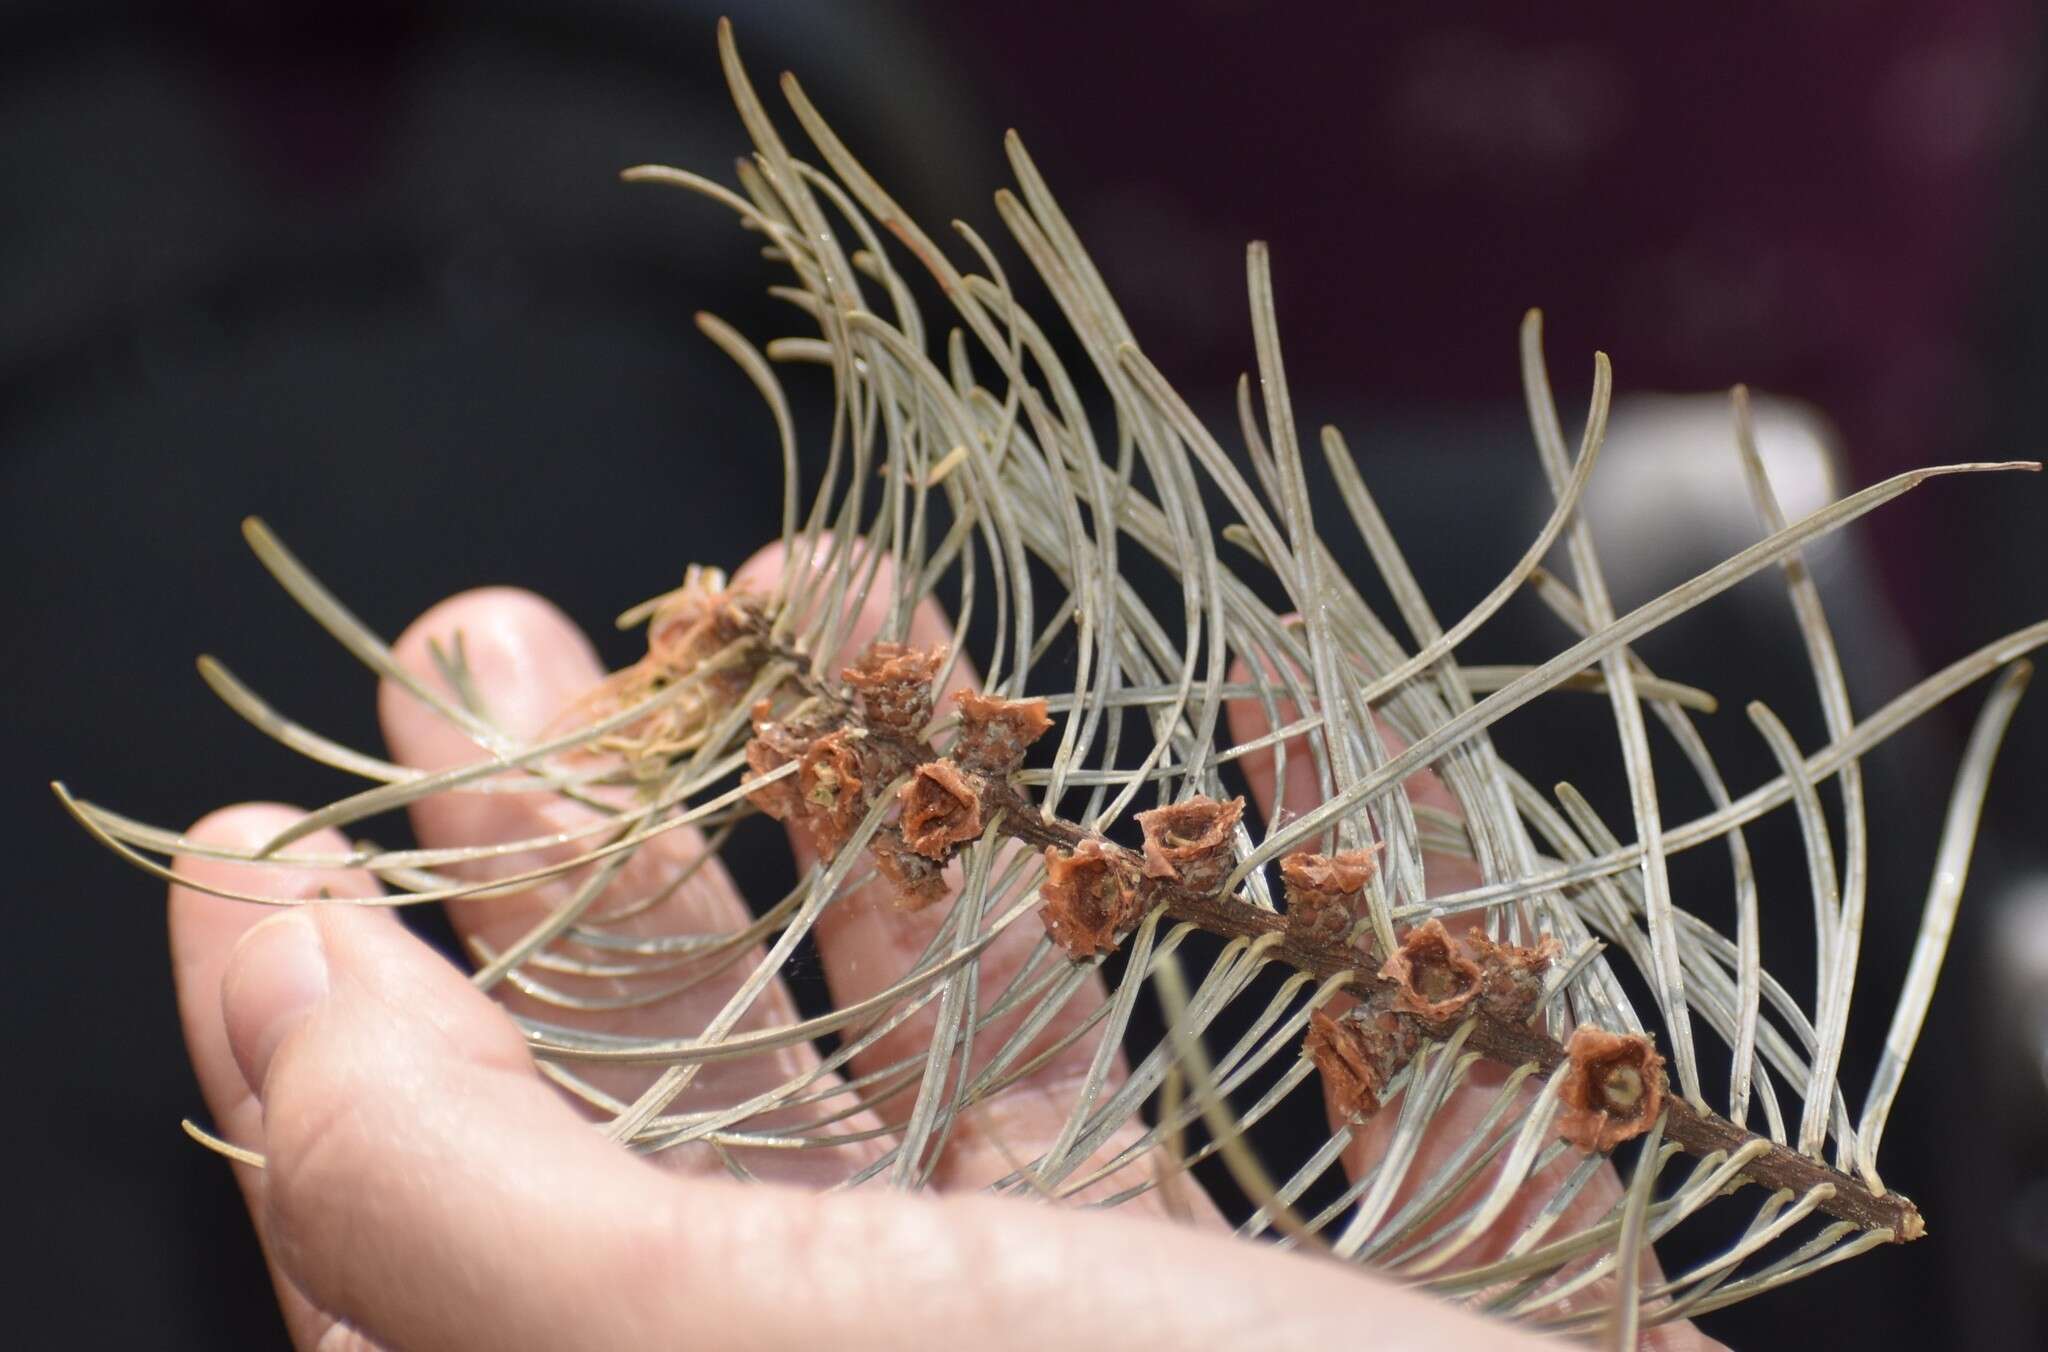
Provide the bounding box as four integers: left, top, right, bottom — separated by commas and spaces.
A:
169, 550, 1713, 1349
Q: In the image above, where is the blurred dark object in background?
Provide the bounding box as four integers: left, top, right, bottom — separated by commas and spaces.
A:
6, 1, 2044, 1346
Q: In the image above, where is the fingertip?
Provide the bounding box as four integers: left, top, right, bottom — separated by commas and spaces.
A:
730, 538, 794, 594
162, 809, 377, 1350
1222, 650, 1466, 850
170, 804, 380, 965
382, 586, 605, 757
180, 800, 323, 863
730, 534, 960, 682
732, 533, 890, 659
1223, 654, 1292, 824
169, 806, 384, 1176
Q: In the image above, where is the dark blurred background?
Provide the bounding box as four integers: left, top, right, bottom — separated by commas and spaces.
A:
7, 1, 2046, 1346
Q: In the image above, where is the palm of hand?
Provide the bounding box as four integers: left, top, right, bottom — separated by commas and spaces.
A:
171, 543, 1712, 1350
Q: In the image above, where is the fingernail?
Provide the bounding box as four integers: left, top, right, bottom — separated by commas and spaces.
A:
222, 911, 330, 1097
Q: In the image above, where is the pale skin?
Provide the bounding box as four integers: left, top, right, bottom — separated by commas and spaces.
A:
169, 542, 1720, 1350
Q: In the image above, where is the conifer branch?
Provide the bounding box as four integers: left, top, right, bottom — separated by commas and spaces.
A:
754, 622, 1923, 1243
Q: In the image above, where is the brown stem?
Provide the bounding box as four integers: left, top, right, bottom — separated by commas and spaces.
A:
970, 772, 1921, 1240
752, 630, 1923, 1243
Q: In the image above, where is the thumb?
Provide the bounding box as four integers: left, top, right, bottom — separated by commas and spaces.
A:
224, 903, 715, 1351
